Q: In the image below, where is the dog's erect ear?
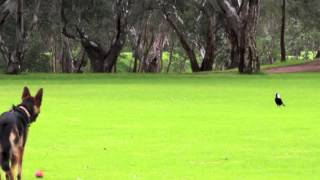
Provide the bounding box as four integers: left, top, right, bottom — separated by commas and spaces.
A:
22, 86, 31, 99
35, 88, 43, 106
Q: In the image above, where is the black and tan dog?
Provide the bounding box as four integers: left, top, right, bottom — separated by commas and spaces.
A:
0, 87, 43, 180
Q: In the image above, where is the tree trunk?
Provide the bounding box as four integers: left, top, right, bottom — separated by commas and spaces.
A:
180, 56, 187, 73
103, 34, 126, 73
82, 42, 106, 73
238, 31, 260, 73
163, 11, 200, 72
200, 16, 215, 71
132, 56, 138, 72
72, 48, 86, 73
316, 48, 320, 59
0, 0, 16, 27
61, 0, 105, 73
131, 32, 142, 73
0, 34, 10, 65
219, 0, 260, 74
7, 52, 21, 74
78, 34, 106, 72
227, 34, 239, 69
103, 0, 130, 73
268, 34, 276, 64
238, 1, 260, 73
280, 0, 286, 62
131, 18, 145, 73
7, 0, 24, 74
61, 0, 130, 73
137, 15, 157, 73
2, 0, 40, 74
166, 41, 175, 73
52, 37, 58, 72
138, 34, 154, 72
142, 25, 166, 73
103, 17, 127, 72
61, 37, 73, 73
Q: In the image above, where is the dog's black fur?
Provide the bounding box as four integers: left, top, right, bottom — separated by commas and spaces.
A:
0, 87, 43, 180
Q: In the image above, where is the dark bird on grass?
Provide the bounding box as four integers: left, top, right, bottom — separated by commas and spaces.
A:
275, 93, 285, 107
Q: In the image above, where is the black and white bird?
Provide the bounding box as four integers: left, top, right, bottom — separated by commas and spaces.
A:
275, 93, 285, 107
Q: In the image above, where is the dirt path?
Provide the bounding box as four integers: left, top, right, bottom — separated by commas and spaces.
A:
266, 60, 320, 73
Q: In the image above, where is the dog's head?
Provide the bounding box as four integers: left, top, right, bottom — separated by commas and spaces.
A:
21, 86, 43, 122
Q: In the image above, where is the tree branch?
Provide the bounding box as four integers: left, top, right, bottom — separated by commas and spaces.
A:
0, 33, 10, 63
160, 3, 200, 72
61, 0, 78, 40
0, 0, 16, 27
24, 0, 41, 42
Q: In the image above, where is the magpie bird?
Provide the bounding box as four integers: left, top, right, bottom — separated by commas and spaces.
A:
275, 93, 285, 107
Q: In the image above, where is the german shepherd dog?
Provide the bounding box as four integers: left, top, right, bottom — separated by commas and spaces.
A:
0, 87, 43, 180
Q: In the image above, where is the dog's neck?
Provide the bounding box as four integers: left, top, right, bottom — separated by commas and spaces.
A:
12, 105, 32, 127
18, 106, 31, 120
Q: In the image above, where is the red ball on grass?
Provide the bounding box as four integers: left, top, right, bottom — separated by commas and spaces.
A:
35, 170, 44, 178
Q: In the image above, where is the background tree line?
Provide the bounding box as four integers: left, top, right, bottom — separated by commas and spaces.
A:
0, 0, 319, 74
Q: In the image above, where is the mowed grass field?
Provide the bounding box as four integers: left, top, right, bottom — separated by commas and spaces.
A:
0, 73, 319, 179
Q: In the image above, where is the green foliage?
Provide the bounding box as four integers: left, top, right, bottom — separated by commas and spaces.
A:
162, 51, 192, 73
23, 36, 51, 72
117, 52, 133, 72
294, 51, 317, 61
288, 0, 320, 29
23, 53, 51, 73
0, 0, 318, 73
116, 52, 192, 73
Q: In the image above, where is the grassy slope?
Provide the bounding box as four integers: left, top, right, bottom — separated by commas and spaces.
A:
0, 73, 319, 179
117, 52, 317, 73
262, 59, 316, 70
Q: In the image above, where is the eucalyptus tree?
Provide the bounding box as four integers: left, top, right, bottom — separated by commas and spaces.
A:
266, 0, 320, 60
62, 0, 133, 73
288, 0, 320, 58
280, 0, 286, 62
215, 0, 261, 73
0, 0, 40, 74
0, 0, 16, 26
159, 0, 220, 72
257, 0, 281, 64
128, 0, 170, 73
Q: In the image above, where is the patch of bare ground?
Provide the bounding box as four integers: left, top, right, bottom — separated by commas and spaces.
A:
266, 60, 320, 73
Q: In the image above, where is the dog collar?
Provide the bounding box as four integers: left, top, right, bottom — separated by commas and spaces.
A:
18, 106, 31, 120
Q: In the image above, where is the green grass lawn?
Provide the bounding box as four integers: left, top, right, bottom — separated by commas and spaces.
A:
0, 73, 319, 179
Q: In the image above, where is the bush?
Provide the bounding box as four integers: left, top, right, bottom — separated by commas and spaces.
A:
23, 36, 51, 72
117, 52, 133, 72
